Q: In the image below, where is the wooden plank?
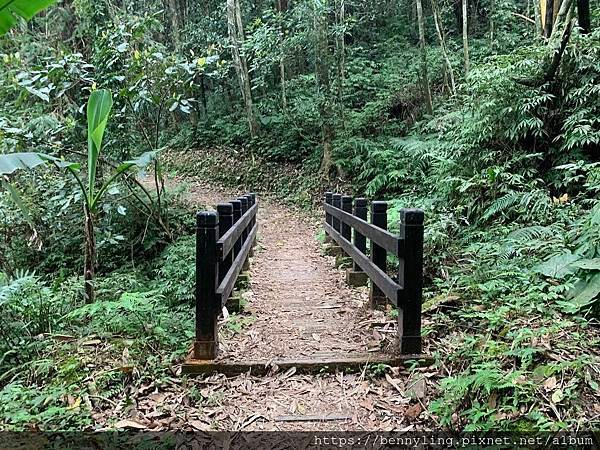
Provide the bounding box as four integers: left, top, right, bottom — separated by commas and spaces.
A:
182, 352, 433, 376
324, 222, 401, 305
324, 203, 401, 256
216, 223, 257, 305
217, 202, 257, 261
274, 413, 352, 422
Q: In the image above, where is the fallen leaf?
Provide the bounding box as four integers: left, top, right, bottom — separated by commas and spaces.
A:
113, 419, 147, 430
551, 389, 564, 403
189, 419, 210, 431
359, 397, 374, 411
543, 376, 557, 392
405, 403, 424, 419
406, 377, 426, 399
67, 396, 81, 410
385, 374, 403, 395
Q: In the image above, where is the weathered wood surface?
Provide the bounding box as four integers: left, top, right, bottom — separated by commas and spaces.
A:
216, 202, 258, 260
182, 351, 433, 376
324, 221, 401, 305
216, 222, 258, 305
324, 203, 400, 256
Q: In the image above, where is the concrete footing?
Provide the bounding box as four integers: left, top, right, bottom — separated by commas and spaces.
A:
323, 243, 343, 257
226, 293, 242, 313
346, 270, 368, 287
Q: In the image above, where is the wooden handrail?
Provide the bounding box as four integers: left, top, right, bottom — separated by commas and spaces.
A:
324, 222, 401, 304
323, 192, 424, 354
194, 193, 258, 360
216, 222, 258, 305
217, 202, 257, 260
324, 203, 401, 256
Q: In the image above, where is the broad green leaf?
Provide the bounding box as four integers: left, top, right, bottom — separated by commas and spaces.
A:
0, 152, 49, 175
571, 259, 600, 271
124, 150, 159, 168
0, 152, 79, 175
533, 252, 580, 279
1, 178, 32, 223
86, 89, 113, 202
0, 0, 57, 35
569, 272, 600, 308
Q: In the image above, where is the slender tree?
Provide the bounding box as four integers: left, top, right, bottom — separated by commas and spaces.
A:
431, 0, 456, 95
226, 0, 259, 137
334, 0, 346, 110
167, 0, 181, 47
534, 0, 543, 34
277, 0, 288, 110
576, 0, 590, 33
543, 0, 555, 36
462, 0, 470, 74
313, 0, 334, 177
416, 0, 433, 113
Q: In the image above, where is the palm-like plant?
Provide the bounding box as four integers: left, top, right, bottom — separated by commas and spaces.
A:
0, 0, 57, 35
1, 89, 154, 302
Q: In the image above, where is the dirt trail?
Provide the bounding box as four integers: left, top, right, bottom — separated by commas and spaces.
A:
218, 192, 389, 361
146, 178, 432, 431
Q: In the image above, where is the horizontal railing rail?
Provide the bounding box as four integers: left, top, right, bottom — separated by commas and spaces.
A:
323, 192, 424, 354
323, 221, 401, 303
216, 221, 258, 305
217, 202, 258, 260
324, 203, 401, 256
194, 193, 258, 360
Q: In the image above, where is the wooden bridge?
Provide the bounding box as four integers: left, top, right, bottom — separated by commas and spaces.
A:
182, 192, 427, 375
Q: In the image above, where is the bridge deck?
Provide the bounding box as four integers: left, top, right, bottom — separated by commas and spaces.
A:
183, 196, 427, 375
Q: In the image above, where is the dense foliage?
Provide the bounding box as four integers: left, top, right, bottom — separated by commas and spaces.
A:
0, 0, 598, 432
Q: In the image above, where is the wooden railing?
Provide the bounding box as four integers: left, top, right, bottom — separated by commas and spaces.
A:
323, 192, 424, 354
194, 193, 257, 359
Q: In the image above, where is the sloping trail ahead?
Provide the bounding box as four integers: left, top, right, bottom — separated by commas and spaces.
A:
217, 186, 388, 362
156, 178, 432, 431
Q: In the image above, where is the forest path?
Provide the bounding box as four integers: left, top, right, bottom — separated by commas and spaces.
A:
155, 177, 429, 430
217, 185, 384, 362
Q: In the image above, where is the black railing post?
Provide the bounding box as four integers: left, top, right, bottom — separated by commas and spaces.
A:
239, 196, 250, 270
217, 203, 233, 284
353, 198, 368, 272
324, 192, 333, 242
398, 209, 424, 354
248, 193, 257, 228
245, 194, 255, 256
230, 200, 242, 257
194, 211, 219, 359
332, 194, 342, 233
239, 196, 249, 243
370, 201, 388, 308
341, 196, 352, 242
250, 193, 257, 246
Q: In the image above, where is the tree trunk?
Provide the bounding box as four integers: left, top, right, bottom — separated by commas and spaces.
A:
416, 0, 433, 113
314, 2, 334, 178
462, 0, 470, 74
576, 0, 590, 33
551, 0, 573, 38
167, 0, 181, 47
334, 0, 346, 108
83, 205, 96, 304
432, 0, 456, 95
534, 0, 543, 35
277, 0, 287, 110
543, 0, 554, 36
226, 0, 259, 137
490, 0, 495, 48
